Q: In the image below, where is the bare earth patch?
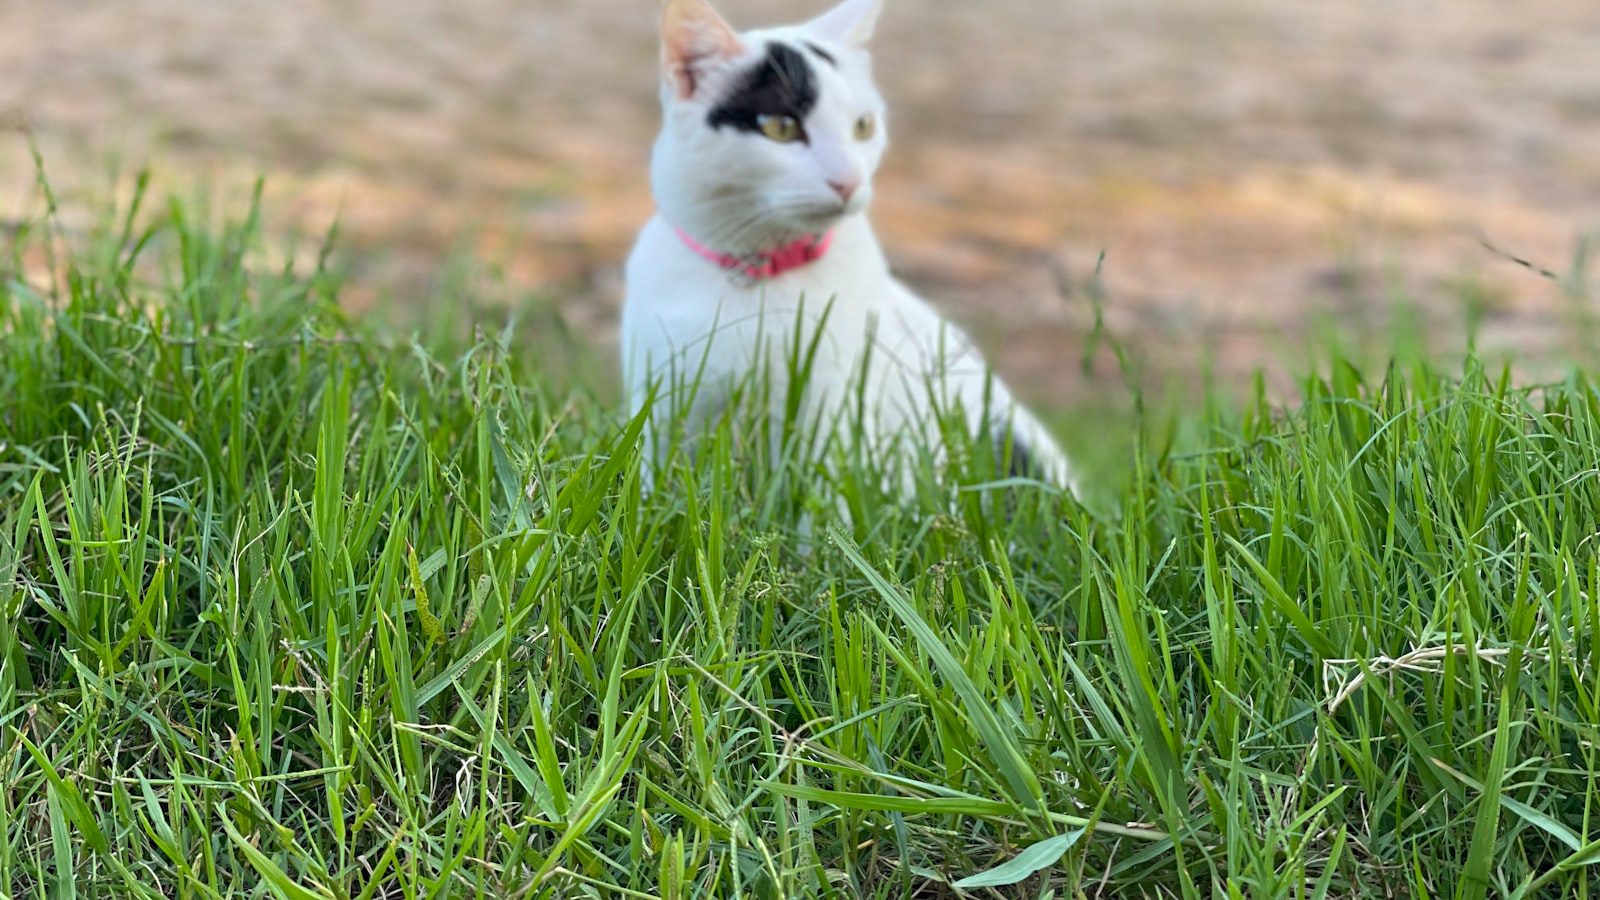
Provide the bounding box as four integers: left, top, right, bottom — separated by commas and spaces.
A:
2, 0, 1597, 400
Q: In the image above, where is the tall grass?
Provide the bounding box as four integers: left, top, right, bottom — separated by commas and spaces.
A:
2, 173, 1599, 898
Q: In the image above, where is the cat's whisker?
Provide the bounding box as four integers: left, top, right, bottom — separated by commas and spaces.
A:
703, 205, 800, 257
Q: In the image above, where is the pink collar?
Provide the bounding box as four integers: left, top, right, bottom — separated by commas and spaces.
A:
673, 225, 834, 280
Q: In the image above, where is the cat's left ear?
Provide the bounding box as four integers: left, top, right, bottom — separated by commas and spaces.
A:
661, 0, 746, 100
807, 0, 883, 46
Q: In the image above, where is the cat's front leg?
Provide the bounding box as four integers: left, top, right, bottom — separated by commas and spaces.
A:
629, 369, 734, 496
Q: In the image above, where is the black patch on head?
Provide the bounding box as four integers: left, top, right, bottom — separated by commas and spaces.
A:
707, 42, 819, 139
805, 42, 839, 68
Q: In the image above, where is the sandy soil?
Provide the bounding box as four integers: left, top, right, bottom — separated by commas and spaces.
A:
2, 0, 1597, 398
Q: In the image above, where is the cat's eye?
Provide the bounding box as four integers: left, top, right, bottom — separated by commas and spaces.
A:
854, 114, 878, 142
758, 114, 804, 144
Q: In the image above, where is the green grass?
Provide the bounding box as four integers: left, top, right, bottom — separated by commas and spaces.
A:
3, 175, 1600, 899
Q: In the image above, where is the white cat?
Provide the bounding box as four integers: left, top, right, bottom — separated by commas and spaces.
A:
621, 0, 1074, 493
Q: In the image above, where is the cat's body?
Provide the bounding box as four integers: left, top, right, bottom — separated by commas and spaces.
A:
622, 0, 1073, 490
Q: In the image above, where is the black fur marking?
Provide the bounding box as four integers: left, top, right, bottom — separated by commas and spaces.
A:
707, 43, 819, 139
1000, 430, 1039, 479
805, 41, 839, 68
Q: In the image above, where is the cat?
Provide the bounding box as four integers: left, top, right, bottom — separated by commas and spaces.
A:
621, 0, 1075, 495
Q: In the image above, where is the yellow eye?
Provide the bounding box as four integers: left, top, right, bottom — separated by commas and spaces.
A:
854, 114, 877, 142
758, 114, 803, 143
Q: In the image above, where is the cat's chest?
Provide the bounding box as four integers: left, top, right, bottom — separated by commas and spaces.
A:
670, 281, 883, 383
626, 219, 892, 355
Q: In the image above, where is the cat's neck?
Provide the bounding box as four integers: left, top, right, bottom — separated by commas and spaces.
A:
674, 225, 835, 280
655, 194, 880, 273
655, 198, 838, 263
642, 211, 889, 295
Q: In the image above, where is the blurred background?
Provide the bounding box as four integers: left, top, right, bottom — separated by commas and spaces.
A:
2, 0, 1597, 401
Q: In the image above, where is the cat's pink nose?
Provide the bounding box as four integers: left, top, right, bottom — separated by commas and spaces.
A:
829, 179, 859, 202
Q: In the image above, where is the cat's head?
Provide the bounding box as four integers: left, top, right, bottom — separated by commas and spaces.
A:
652, 0, 888, 253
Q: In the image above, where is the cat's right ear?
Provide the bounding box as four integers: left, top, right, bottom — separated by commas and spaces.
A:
807, 0, 882, 46
661, 0, 745, 101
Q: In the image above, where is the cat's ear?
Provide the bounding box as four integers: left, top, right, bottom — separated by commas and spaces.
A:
661, 0, 745, 100
807, 0, 883, 46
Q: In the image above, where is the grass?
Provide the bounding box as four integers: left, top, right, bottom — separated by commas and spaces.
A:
2, 173, 1600, 899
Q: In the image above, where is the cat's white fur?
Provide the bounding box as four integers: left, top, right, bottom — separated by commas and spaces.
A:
622, 0, 1074, 491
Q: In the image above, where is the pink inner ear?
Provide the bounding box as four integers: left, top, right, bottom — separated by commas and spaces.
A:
671, 49, 715, 99
663, 0, 746, 100
668, 41, 736, 100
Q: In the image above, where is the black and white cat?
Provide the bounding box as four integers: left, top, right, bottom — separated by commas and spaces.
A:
622, 0, 1074, 492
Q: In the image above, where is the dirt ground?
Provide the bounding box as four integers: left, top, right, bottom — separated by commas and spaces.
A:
2, 0, 1597, 399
